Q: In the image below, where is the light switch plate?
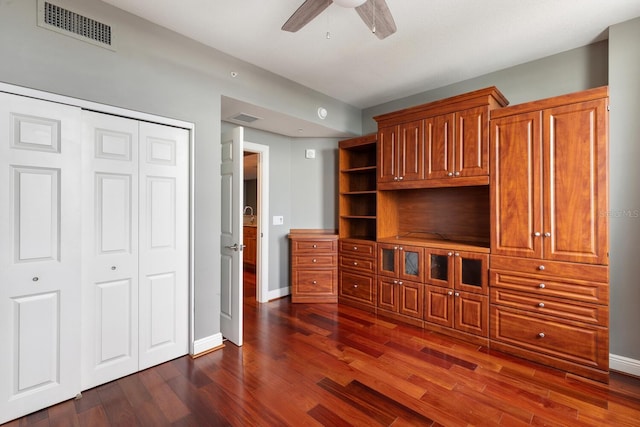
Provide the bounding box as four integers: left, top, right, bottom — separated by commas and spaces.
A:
273, 215, 284, 225
305, 149, 316, 159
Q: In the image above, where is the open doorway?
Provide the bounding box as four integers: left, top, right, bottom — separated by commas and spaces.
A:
243, 141, 269, 304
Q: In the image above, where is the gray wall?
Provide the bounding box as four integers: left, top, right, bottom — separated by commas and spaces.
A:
362, 41, 609, 132
0, 0, 356, 341
609, 17, 640, 360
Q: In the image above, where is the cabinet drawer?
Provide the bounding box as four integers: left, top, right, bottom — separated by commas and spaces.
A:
293, 269, 336, 295
339, 239, 376, 258
339, 255, 376, 274
293, 239, 338, 253
490, 306, 608, 369
490, 255, 608, 283
293, 254, 337, 267
490, 288, 608, 325
339, 270, 376, 304
490, 270, 608, 305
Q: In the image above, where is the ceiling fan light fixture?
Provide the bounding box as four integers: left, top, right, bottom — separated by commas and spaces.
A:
332, 0, 366, 8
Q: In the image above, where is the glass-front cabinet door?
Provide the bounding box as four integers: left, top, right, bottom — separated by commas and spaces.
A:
398, 245, 424, 282
425, 248, 454, 287
454, 251, 488, 294
377, 243, 399, 278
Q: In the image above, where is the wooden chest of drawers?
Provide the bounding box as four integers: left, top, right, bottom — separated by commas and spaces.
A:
289, 230, 338, 303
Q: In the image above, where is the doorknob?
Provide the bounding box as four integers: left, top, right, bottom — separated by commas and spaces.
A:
224, 243, 245, 251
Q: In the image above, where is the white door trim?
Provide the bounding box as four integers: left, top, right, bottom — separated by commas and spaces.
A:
0, 82, 197, 355
244, 141, 269, 303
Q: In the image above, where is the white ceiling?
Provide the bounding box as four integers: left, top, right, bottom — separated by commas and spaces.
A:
101, 0, 640, 135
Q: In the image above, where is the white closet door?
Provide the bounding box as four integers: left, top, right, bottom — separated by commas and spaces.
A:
0, 93, 82, 424
81, 112, 140, 389
138, 121, 189, 369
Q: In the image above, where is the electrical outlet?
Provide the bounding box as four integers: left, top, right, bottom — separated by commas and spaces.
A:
305, 149, 316, 159
273, 215, 284, 225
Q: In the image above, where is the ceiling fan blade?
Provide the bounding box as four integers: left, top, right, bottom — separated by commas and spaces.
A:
282, 0, 333, 32
355, 0, 397, 39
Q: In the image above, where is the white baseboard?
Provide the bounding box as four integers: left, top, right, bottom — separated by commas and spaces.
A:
192, 333, 223, 356
610, 353, 640, 377
267, 286, 290, 301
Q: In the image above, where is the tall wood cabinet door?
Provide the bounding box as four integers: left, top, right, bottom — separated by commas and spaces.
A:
455, 106, 489, 177
425, 113, 455, 179
81, 112, 140, 390
490, 111, 543, 259
378, 125, 398, 183
399, 119, 425, 181
0, 94, 82, 424
543, 99, 608, 265
425, 285, 454, 327
398, 244, 425, 283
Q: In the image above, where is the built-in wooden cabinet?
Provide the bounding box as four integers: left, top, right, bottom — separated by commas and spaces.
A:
489, 87, 610, 382
334, 86, 610, 382
375, 87, 508, 190
289, 230, 338, 303
491, 89, 609, 265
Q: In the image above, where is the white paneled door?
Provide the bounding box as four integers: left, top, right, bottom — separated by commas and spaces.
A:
0, 93, 82, 424
137, 121, 189, 369
81, 112, 140, 389
81, 113, 189, 389
220, 127, 243, 346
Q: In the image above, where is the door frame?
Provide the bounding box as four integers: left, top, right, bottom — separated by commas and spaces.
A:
244, 141, 269, 303
0, 82, 197, 354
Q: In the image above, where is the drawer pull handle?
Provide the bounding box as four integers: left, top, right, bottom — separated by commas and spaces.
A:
312, 244, 317, 248
353, 284, 358, 288
32, 276, 39, 282
398, 281, 403, 285
534, 231, 541, 237
393, 280, 398, 284
313, 259, 317, 263
538, 265, 545, 271
454, 292, 460, 297
353, 246, 358, 250
454, 252, 460, 257
312, 281, 317, 285
538, 332, 545, 338
538, 302, 545, 308
447, 252, 453, 257
353, 262, 358, 266
544, 232, 551, 237
538, 283, 546, 289
447, 291, 453, 296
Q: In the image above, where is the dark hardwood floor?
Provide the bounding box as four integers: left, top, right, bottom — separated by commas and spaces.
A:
6, 269, 640, 426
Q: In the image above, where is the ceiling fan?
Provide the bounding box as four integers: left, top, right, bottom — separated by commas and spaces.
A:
282, 0, 397, 40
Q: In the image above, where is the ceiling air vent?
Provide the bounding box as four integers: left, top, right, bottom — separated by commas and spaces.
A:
37, 0, 115, 51
230, 113, 262, 124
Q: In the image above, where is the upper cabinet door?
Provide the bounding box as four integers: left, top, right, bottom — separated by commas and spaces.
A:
543, 99, 608, 265
490, 111, 543, 259
399, 119, 425, 182
425, 113, 455, 180
455, 106, 489, 177
377, 125, 398, 183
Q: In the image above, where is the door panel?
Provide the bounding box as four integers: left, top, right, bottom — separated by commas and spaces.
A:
220, 127, 244, 346
377, 125, 397, 182
490, 112, 542, 258
456, 106, 488, 177
81, 112, 139, 389
399, 119, 424, 181
0, 93, 82, 425
544, 99, 608, 264
139, 122, 189, 368
425, 113, 454, 179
